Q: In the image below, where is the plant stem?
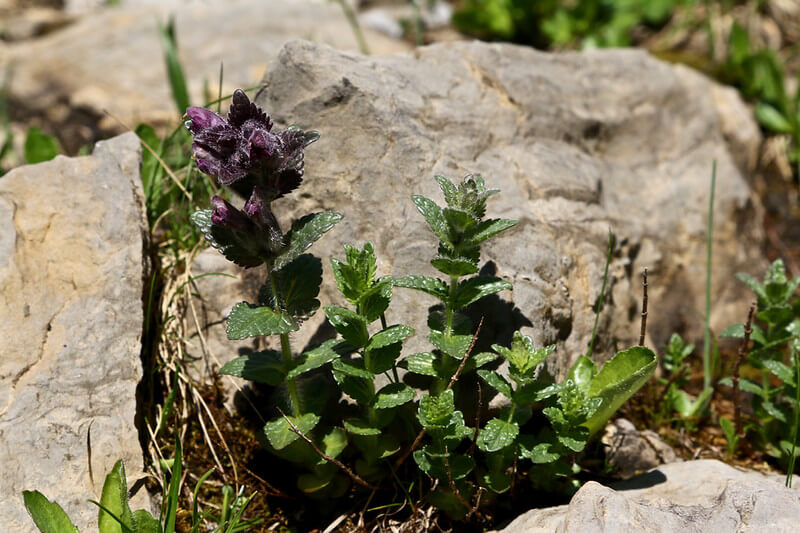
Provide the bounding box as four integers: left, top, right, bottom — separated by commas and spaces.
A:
445, 275, 459, 336
703, 160, 717, 392
268, 263, 300, 416
380, 311, 401, 383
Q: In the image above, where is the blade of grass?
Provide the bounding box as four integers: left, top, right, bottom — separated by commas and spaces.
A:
158, 15, 191, 115
703, 160, 716, 392
163, 435, 182, 533
332, 0, 370, 55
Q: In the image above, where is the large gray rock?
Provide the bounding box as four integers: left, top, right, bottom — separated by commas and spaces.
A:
0, 133, 150, 532
2, 0, 411, 153
498, 459, 800, 532
202, 40, 763, 378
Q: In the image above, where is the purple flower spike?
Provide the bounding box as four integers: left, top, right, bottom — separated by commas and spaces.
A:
184, 89, 319, 199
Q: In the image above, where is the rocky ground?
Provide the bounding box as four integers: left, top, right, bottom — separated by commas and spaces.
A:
2, 1, 800, 532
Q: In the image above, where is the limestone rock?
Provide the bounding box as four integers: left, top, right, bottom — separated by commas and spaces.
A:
215, 40, 764, 378
498, 460, 800, 532
0, 133, 150, 532
601, 418, 680, 479
2, 0, 411, 153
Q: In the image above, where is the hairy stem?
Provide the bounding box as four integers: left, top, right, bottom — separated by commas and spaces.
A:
268, 262, 300, 416
445, 275, 459, 336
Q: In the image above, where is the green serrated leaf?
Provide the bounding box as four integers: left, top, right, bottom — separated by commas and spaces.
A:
131, 510, 160, 533
464, 218, 518, 246
518, 435, 561, 464
736, 272, 767, 300
431, 256, 479, 276
23, 491, 80, 533
343, 418, 381, 436
368, 342, 402, 375
320, 427, 348, 462
373, 383, 415, 409
273, 211, 343, 271
762, 399, 788, 422
469, 351, 500, 369
325, 305, 369, 347
98, 460, 133, 533
264, 254, 322, 320
412, 195, 452, 247
226, 302, 298, 339
330, 258, 363, 304
191, 209, 265, 268
763, 359, 794, 383
494, 331, 555, 378
288, 339, 349, 379
359, 278, 393, 322
332, 358, 373, 380
454, 276, 512, 309
418, 389, 455, 428
584, 346, 657, 434
477, 370, 513, 399
402, 352, 441, 377
443, 207, 478, 235
556, 426, 590, 452
219, 350, 286, 385
368, 325, 414, 351
264, 413, 320, 450
477, 418, 519, 452
435, 174, 458, 204
393, 275, 448, 300
332, 370, 374, 405
429, 331, 473, 359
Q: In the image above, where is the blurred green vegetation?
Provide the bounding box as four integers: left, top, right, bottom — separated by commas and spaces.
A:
453, 0, 800, 182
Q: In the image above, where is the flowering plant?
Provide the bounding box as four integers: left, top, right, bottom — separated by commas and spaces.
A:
185, 89, 656, 518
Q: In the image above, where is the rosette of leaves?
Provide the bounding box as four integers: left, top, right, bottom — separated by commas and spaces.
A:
327, 242, 416, 479
720, 259, 800, 461
396, 175, 518, 389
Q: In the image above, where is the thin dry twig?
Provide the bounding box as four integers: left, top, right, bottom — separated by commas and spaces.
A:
443, 444, 472, 513
733, 302, 757, 440
393, 319, 484, 473
276, 408, 379, 491
639, 267, 649, 346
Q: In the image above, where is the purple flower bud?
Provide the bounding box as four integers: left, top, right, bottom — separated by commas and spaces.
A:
184, 107, 227, 133
210, 196, 257, 234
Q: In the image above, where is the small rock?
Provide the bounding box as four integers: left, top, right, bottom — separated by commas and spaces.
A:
602, 418, 680, 479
